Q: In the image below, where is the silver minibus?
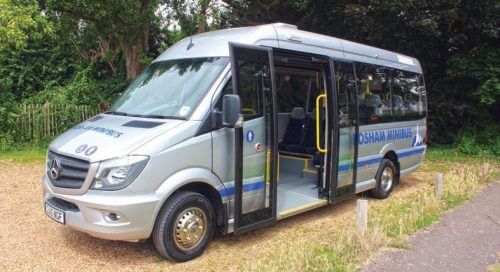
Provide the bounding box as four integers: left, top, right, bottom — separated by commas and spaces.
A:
43, 23, 427, 261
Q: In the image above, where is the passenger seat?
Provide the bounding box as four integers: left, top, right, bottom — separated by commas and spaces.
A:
279, 107, 305, 152
287, 108, 319, 155
360, 94, 383, 117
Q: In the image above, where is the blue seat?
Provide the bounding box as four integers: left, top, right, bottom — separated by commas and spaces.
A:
279, 107, 305, 152
286, 108, 319, 155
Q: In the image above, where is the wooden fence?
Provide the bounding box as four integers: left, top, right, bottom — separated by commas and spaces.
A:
17, 103, 103, 140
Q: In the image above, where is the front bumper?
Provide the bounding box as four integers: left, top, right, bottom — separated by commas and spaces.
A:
42, 176, 161, 242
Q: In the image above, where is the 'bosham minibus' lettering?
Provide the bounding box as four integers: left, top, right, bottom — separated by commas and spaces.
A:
356, 128, 412, 145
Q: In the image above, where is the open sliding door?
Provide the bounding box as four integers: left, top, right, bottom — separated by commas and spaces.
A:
330, 60, 359, 199
229, 43, 278, 235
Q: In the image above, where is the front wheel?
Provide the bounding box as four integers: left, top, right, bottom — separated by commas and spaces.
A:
153, 191, 215, 262
369, 159, 398, 199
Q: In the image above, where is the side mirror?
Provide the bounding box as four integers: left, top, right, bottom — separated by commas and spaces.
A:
222, 94, 242, 128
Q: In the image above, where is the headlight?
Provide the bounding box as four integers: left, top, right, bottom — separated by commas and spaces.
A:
91, 156, 149, 190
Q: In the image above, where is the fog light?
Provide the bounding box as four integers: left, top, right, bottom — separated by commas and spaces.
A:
103, 211, 124, 223
109, 212, 120, 221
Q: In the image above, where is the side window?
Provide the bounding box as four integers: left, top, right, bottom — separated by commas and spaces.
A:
214, 79, 232, 111
356, 63, 392, 124
334, 62, 356, 127
238, 63, 265, 120
214, 65, 269, 121
418, 75, 427, 117
391, 70, 425, 120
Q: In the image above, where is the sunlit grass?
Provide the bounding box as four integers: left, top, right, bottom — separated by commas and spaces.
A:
0, 149, 46, 163
256, 163, 495, 271
426, 146, 500, 164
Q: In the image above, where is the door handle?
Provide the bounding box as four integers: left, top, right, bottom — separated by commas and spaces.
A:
316, 94, 327, 153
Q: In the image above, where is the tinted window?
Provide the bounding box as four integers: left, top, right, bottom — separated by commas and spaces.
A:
391, 70, 426, 120
418, 74, 428, 117
356, 63, 392, 124
214, 79, 232, 111
334, 62, 356, 127
238, 63, 266, 120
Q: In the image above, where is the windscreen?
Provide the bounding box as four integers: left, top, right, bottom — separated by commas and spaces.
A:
108, 57, 229, 119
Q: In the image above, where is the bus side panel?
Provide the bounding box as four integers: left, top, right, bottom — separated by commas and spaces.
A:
397, 118, 426, 176
356, 118, 426, 184
211, 118, 268, 219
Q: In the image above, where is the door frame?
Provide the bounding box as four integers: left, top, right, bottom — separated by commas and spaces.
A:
329, 59, 360, 201
229, 42, 278, 235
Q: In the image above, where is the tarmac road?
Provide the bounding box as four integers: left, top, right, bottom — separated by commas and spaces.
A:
365, 182, 500, 272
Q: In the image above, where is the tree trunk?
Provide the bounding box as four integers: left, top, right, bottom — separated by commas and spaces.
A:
197, 1, 210, 33
121, 24, 150, 80
122, 42, 142, 81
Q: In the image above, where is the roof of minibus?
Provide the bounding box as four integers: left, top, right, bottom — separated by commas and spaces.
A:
154, 23, 422, 74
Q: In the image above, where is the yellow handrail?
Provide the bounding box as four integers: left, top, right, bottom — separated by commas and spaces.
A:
315, 93, 327, 153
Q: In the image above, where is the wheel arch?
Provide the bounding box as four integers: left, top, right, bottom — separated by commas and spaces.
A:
382, 150, 400, 183
154, 168, 229, 235
175, 182, 226, 233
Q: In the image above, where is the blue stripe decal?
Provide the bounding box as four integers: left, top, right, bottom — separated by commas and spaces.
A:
397, 146, 426, 158
218, 181, 265, 198
357, 157, 382, 168
218, 146, 426, 197
338, 163, 351, 172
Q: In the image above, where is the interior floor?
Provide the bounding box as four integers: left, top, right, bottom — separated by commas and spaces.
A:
273, 61, 329, 216
277, 155, 326, 215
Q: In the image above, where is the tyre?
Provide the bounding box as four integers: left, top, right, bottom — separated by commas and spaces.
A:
369, 159, 398, 199
153, 191, 215, 262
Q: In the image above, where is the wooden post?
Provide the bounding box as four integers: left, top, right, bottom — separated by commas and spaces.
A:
435, 173, 443, 200
483, 163, 490, 181
356, 199, 368, 238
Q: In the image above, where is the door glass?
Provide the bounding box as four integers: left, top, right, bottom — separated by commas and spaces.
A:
230, 45, 276, 230
334, 62, 357, 190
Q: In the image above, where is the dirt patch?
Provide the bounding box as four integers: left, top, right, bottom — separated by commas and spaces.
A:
0, 161, 433, 271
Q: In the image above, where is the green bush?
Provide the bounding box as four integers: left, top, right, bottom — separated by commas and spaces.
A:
455, 123, 500, 157
0, 91, 21, 150
0, 66, 125, 151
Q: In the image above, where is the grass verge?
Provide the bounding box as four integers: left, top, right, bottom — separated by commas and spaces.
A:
0, 149, 46, 163
256, 163, 496, 271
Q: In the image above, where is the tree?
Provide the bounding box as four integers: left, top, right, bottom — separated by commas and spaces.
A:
170, 0, 227, 36
223, 0, 499, 146
46, 0, 162, 80
0, 0, 72, 99
0, 0, 52, 51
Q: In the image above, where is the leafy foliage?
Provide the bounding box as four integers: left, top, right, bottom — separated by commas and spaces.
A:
0, 0, 52, 50
0, 0, 498, 154
224, 0, 499, 151
0, 91, 19, 150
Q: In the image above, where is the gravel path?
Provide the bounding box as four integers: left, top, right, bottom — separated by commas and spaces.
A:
365, 182, 500, 272
0, 161, 367, 271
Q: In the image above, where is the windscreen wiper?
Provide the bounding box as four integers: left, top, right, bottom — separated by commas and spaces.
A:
140, 114, 186, 120
105, 111, 129, 116
106, 112, 184, 120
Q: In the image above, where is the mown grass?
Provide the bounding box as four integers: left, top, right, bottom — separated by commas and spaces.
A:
0, 149, 46, 163
256, 162, 497, 271
426, 147, 500, 164
488, 263, 500, 272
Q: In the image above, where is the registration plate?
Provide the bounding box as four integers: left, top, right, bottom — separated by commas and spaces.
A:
45, 202, 65, 224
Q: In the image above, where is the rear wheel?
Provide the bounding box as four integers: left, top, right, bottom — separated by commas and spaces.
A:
153, 191, 215, 262
369, 159, 398, 199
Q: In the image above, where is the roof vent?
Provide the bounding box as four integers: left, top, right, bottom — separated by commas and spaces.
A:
272, 23, 298, 30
